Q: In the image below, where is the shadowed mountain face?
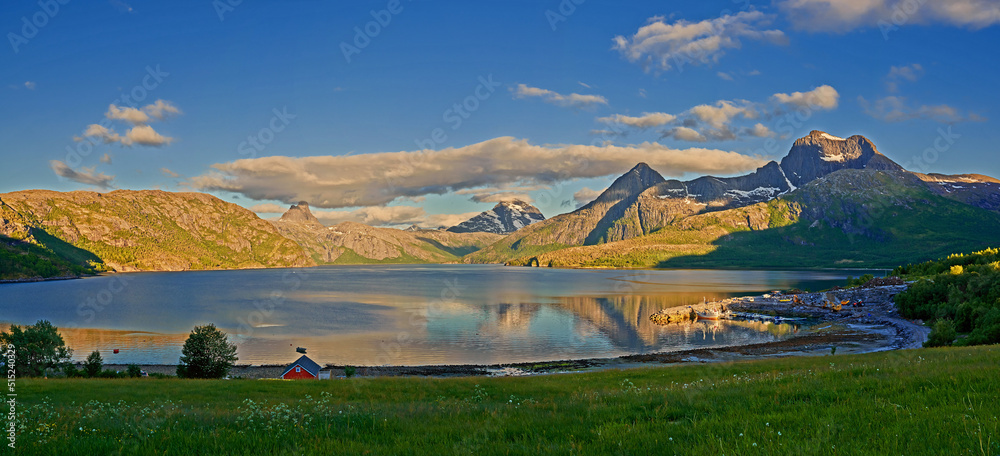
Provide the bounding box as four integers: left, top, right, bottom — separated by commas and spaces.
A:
447, 200, 545, 235
466, 130, 1000, 267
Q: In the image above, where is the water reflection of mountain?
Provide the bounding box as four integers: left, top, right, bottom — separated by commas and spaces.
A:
550, 295, 801, 354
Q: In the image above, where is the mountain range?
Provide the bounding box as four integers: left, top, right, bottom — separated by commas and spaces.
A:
3, 130, 999, 280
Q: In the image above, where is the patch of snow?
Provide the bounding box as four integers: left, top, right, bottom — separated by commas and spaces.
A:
777, 166, 797, 192
820, 132, 845, 141
726, 187, 781, 199
820, 154, 846, 162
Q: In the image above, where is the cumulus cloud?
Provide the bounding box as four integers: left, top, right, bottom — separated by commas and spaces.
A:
778, 0, 1000, 32
49, 160, 114, 189
126, 125, 173, 146
596, 112, 677, 129
100, 153, 112, 164
77, 124, 173, 147
144, 99, 181, 120
106, 105, 150, 124
512, 84, 608, 108
771, 85, 840, 110
689, 100, 759, 129
612, 11, 787, 72
886, 63, 924, 92
662, 126, 708, 142
312, 205, 427, 227
187, 136, 766, 209
249, 203, 288, 213
859, 96, 986, 123
746, 123, 775, 138
573, 187, 604, 207
160, 168, 180, 178
105, 100, 181, 125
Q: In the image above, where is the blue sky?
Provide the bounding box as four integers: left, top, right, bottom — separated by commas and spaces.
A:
2, 0, 998, 227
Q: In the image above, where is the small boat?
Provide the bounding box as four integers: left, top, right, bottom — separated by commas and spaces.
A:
697, 310, 723, 320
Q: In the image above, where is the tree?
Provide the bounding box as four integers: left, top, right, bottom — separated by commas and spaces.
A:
84, 350, 103, 378
176, 324, 238, 379
0, 320, 72, 377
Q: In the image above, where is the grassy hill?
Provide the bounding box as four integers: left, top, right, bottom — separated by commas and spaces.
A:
0, 190, 313, 276
13, 345, 1000, 454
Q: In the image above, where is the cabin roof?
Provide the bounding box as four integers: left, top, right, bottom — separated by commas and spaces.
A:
280, 355, 322, 377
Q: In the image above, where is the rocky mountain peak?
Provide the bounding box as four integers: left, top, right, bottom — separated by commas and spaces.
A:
781, 131, 898, 187
586, 163, 666, 208
447, 200, 545, 234
279, 201, 321, 225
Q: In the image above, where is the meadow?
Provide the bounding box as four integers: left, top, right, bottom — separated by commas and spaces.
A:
9, 345, 999, 455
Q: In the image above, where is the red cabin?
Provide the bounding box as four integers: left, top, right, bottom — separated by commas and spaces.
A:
280, 355, 321, 380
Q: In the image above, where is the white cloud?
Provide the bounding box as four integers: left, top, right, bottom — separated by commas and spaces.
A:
312, 206, 427, 227
24, 81, 36, 90
573, 187, 604, 207
578, 81, 592, 88
250, 203, 288, 213
689, 100, 758, 129
161, 168, 180, 178
105, 100, 181, 125
143, 99, 181, 120
513, 84, 608, 108
75, 124, 173, 147
717, 71, 734, 81
187, 136, 766, 209
106, 105, 150, 124
662, 126, 708, 142
100, 153, 112, 164
596, 112, 677, 129
886, 63, 924, 92
779, 0, 1000, 31
771, 85, 839, 110
612, 11, 787, 72
859, 96, 986, 123
126, 125, 173, 146
747, 123, 775, 138
49, 160, 114, 189
469, 192, 534, 204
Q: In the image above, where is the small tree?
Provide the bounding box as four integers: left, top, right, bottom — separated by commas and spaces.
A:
127, 364, 142, 378
176, 324, 238, 379
0, 320, 72, 377
84, 350, 103, 378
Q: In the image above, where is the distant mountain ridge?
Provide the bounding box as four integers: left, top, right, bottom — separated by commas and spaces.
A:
447, 200, 545, 234
466, 130, 1000, 267
271, 205, 503, 264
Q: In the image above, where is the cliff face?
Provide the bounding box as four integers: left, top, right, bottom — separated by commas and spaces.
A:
0, 190, 314, 272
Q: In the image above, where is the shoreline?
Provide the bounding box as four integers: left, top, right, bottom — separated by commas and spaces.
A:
96, 284, 928, 380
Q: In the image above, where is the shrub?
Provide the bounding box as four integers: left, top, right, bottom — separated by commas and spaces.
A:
127, 364, 142, 378
344, 366, 357, 378
84, 351, 103, 378
925, 319, 957, 347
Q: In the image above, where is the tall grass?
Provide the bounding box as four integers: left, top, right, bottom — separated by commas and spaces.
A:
9, 345, 1000, 455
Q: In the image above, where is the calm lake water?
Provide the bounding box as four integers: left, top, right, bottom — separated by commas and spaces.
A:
0, 265, 877, 366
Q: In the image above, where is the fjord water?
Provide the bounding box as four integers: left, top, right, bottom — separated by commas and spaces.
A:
0, 265, 871, 366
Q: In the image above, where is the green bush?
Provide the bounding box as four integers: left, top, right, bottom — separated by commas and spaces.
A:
344, 366, 356, 378
127, 364, 142, 378
896, 248, 1000, 347
84, 351, 103, 378
0, 320, 72, 377
925, 319, 956, 347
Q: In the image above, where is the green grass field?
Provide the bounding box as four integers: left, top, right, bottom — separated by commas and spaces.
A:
9, 345, 999, 455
